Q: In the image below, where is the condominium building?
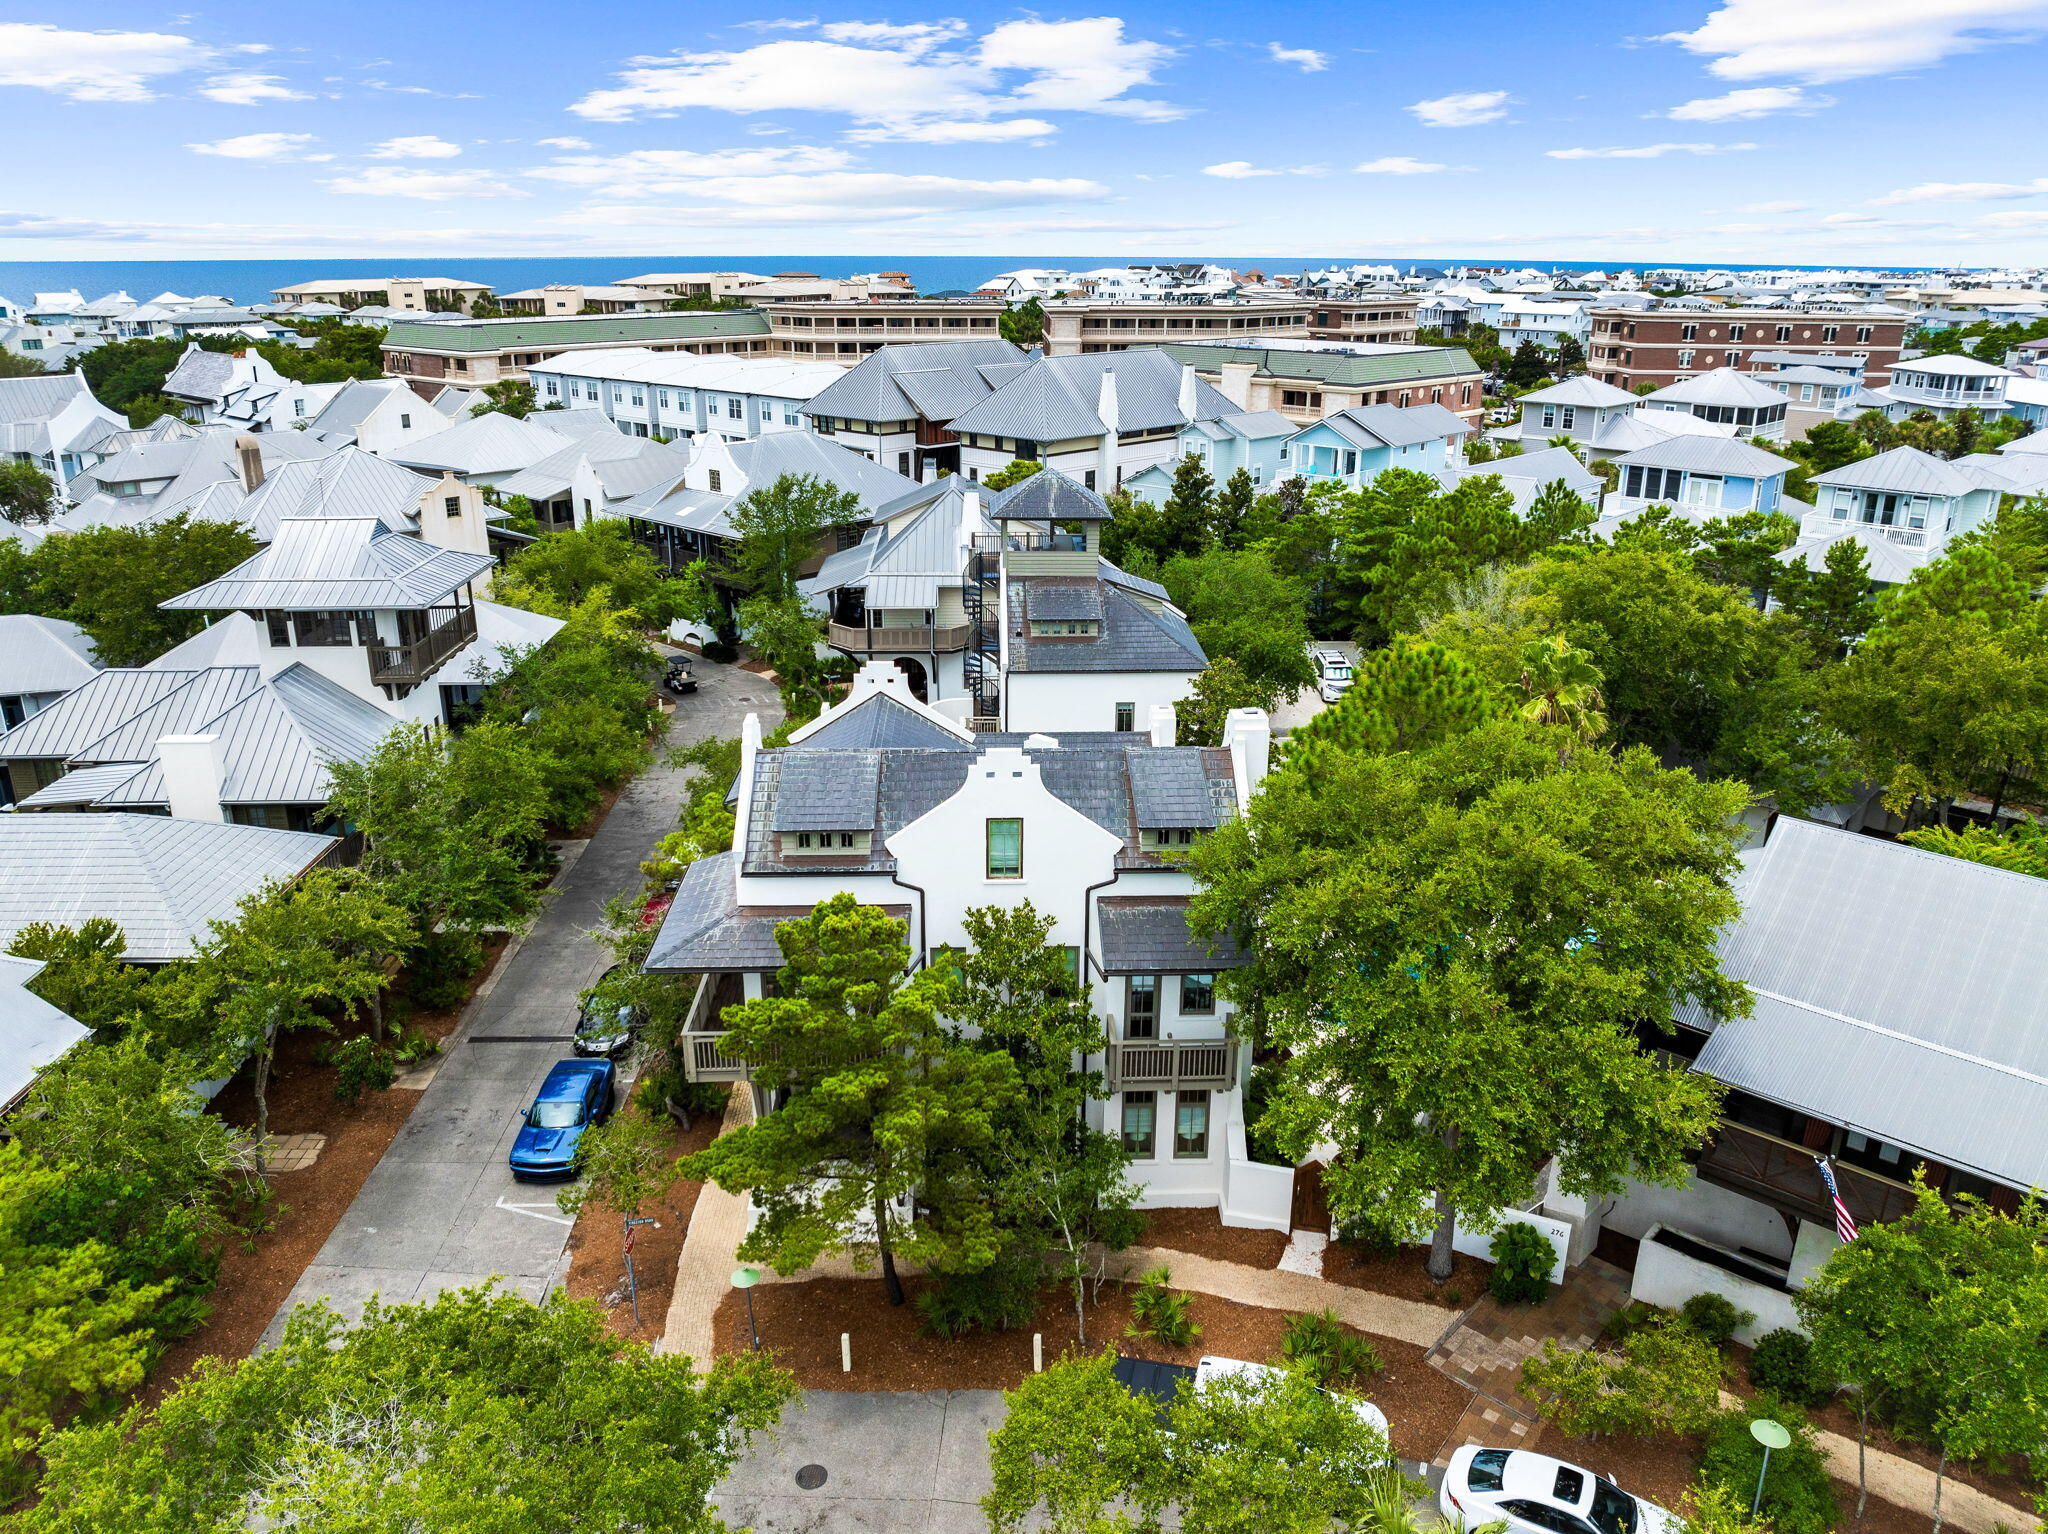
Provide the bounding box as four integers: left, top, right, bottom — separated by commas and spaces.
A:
269, 276, 494, 314
1148, 340, 1487, 426
1586, 308, 1908, 390
527, 350, 846, 442
378, 312, 774, 389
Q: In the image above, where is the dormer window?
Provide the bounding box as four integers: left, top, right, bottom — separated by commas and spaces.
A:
784, 830, 870, 856
1030, 620, 1098, 637
1141, 828, 1200, 850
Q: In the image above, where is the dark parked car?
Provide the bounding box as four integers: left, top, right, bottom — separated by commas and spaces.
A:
663, 657, 697, 696
574, 965, 646, 1057
509, 1059, 615, 1182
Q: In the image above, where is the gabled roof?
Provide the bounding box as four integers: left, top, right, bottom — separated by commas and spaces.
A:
1470, 445, 1600, 489
727, 430, 920, 507
1679, 817, 2048, 1193
0, 953, 91, 1111
70, 667, 261, 764
799, 338, 1032, 424
1313, 401, 1469, 450
1809, 444, 2006, 497
0, 669, 213, 760
1006, 578, 1205, 674
161, 346, 243, 402
1776, 522, 1931, 586
94, 663, 397, 808
239, 448, 437, 540
1611, 435, 1797, 476
948, 351, 1236, 443
0, 616, 100, 699
493, 434, 688, 503
0, 371, 93, 423
796, 691, 972, 749
383, 411, 579, 475
163, 517, 493, 611
1891, 353, 2015, 378
306, 377, 411, 437
1154, 341, 1479, 388
1194, 409, 1296, 442
0, 814, 336, 963
1760, 365, 1860, 386
1646, 367, 1788, 408
1518, 375, 1638, 408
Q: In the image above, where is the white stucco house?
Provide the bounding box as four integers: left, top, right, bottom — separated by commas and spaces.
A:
529, 350, 845, 444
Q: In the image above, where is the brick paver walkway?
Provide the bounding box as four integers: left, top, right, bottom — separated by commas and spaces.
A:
655, 1083, 754, 1364
256, 1133, 326, 1172
1425, 1257, 1631, 1420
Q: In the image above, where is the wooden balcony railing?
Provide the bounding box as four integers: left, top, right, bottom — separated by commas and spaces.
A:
1106, 1038, 1237, 1092
368, 605, 477, 689
826, 621, 972, 653
1697, 1121, 1920, 1229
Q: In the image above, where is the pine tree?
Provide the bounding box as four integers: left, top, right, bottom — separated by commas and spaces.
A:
1555, 333, 1587, 376
1283, 637, 1499, 771
1505, 339, 1549, 389
1213, 467, 1256, 548
1158, 453, 1216, 557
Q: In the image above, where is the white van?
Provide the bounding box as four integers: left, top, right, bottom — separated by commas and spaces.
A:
1311, 647, 1354, 704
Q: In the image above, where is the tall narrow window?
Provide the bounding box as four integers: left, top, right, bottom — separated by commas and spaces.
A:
1115, 701, 1135, 732
1121, 1091, 1157, 1156
707, 469, 722, 491
1126, 975, 1158, 1039
986, 817, 1022, 879
1174, 1091, 1211, 1158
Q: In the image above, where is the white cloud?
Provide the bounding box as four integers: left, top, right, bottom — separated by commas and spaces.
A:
568, 16, 1180, 132
1665, 85, 1830, 120
562, 170, 1104, 226
362, 79, 481, 99
1201, 160, 1325, 179
845, 116, 1055, 143
1659, 0, 2048, 83
1267, 42, 1328, 71
525, 144, 852, 196
817, 20, 966, 49
1546, 141, 1758, 159
1353, 156, 1453, 175
0, 21, 213, 101
187, 131, 329, 162
1867, 178, 2048, 205
323, 166, 525, 199
1406, 89, 1509, 127
536, 135, 592, 149
1733, 199, 1809, 213
1974, 209, 2048, 229
369, 134, 463, 159
198, 71, 308, 104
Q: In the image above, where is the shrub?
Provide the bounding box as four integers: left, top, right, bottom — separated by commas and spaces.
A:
1603, 1301, 1660, 1345
1699, 1400, 1838, 1534
330, 1036, 396, 1103
391, 1026, 440, 1066
1680, 1291, 1755, 1348
701, 638, 739, 664
1521, 1315, 1723, 1437
1489, 1222, 1558, 1305
1127, 1265, 1200, 1348
1279, 1309, 1383, 1387
407, 931, 484, 1012
1334, 1213, 1404, 1261
1749, 1329, 1837, 1408
916, 1250, 1046, 1340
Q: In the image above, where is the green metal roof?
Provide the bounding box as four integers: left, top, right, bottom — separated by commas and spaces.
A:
1149, 342, 1480, 386
382, 310, 773, 353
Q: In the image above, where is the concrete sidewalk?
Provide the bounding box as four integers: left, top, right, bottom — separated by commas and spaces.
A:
656, 1083, 754, 1363
1104, 1245, 1457, 1348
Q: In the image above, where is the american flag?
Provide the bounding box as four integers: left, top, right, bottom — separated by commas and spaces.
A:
1815, 1157, 1859, 1243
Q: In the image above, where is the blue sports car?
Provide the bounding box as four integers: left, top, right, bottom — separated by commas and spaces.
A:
509, 1058, 615, 1182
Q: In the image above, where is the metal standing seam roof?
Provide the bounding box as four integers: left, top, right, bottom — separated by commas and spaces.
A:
1096, 897, 1247, 973
1610, 435, 1798, 476
1678, 817, 2048, 1192
1891, 354, 2015, 378
1153, 341, 1480, 387
162, 518, 495, 611
801, 338, 1030, 424
1646, 368, 1789, 408
238, 449, 438, 540
69, 666, 261, 764
1775, 524, 1929, 587
95, 663, 398, 808
0, 813, 338, 963
1518, 376, 1638, 408
1809, 445, 2008, 497
381, 311, 772, 353
991, 468, 1115, 522
383, 411, 580, 475
0, 669, 210, 760
0, 371, 92, 422
0, 953, 91, 1110
1314, 401, 1470, 449
947, 351, 1238, 443
0, 616, 101, 699
14, 761, 146, 808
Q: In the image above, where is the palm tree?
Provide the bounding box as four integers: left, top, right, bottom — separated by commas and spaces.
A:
1545, 432, 1582, 458
1515, 635, 1608, 749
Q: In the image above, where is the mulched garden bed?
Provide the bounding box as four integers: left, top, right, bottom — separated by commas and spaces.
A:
710, 1275, 1472, 1466
562, 1113, 720, 1345
1322, 1240, 1495, 1308
137, 935, 511, 1401
1137, 1206, 1289, 1268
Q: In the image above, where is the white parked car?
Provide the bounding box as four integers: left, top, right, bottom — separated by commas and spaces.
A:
1196, 1356, 1391, 1443
1310, 646, 1354, 704
1440, 1447, 1681, 1534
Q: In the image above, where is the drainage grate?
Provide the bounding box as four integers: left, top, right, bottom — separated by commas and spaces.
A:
795, 1465, 828, 1491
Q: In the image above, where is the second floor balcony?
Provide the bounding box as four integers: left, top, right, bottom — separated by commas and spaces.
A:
368, 603, 477, 690
1106, 1038, 1238, 1092
826, 620, 972, 653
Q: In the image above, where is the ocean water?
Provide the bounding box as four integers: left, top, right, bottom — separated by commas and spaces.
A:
0, 254, 1912, 307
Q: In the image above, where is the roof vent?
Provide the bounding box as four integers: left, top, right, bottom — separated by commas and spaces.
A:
1024, 733, 1058, 749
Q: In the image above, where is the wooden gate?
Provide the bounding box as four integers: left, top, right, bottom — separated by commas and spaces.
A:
1290, 1159, 1330, 1234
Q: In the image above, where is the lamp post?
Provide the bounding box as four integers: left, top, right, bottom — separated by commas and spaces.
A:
1749, 1418, 1791, 1515
623, 1217, 657, 1327
732, 1264, 762, 1350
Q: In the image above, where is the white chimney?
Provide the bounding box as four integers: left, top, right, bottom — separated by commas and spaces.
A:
419, 471, 491, 571
1096, 367, 1120, 489
1177, 363, 1198, 421
1148, 703, 1177, 748
235, 435, 265, 492
961, 487, 984, 554
1218, 360, 1256, 410
156, 734, 225, 822
1221, 708, 1271, 802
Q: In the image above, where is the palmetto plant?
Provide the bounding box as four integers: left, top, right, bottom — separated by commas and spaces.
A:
1514, 634, 1608, 749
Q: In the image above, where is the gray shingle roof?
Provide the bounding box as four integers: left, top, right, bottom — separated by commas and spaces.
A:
992, 467, 1115, 522
0, 953, 91, 1110
161, 347, 239, 402
0, 813, 336, 962
948, 351, 1237, 442
0, 616, 101, 700
644, 850, 912, 973
1127, 751, 1223, 828
1007, 580, 1205, 674
1096, 897, 1246, 973
801, 339, 1029, 424
1027, 582, 1104, 621
771, 753, 881, 831
1678, 817, 2048, 1192
163, 518, 493, 611
797, 693, 970, 750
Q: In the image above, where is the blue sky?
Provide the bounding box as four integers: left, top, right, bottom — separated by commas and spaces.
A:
3, 1, 2047, 264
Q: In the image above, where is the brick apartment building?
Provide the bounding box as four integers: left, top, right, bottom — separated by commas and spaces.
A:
1587, 308, 1908, 391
